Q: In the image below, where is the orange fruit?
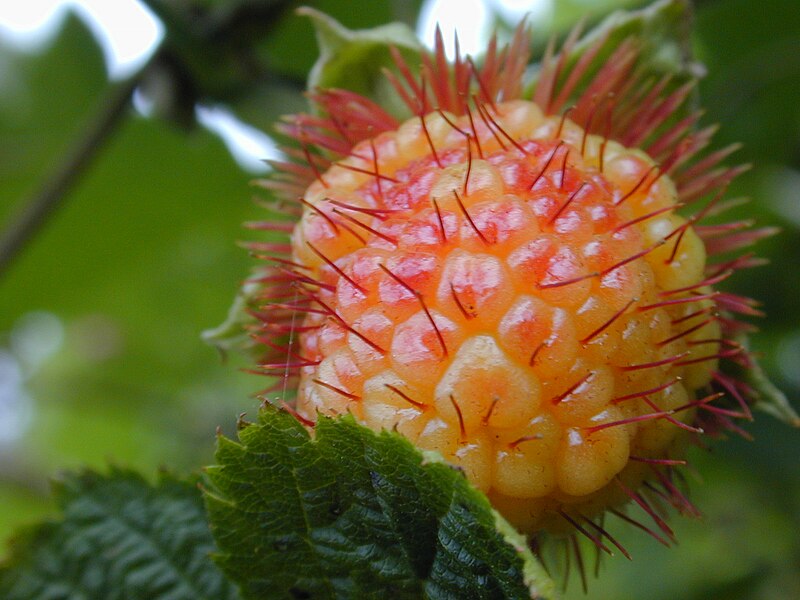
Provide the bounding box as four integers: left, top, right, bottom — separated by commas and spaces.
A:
248, 23, 766, 542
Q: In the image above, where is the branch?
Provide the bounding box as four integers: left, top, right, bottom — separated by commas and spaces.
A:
0, 66, 147, 279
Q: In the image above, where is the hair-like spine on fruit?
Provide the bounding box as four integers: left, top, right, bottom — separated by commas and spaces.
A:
244, 16, 771, 584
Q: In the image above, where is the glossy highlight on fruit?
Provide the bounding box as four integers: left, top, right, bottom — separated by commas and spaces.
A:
246, 17, 769, 544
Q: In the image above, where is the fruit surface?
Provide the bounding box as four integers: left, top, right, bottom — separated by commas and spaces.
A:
288, 102, 720, 531
249, 19, 763, 536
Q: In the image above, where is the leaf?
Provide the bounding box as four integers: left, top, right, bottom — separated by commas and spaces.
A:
0, 469, 240, 600
204, 406, 557, 599
300, 7, 423, 118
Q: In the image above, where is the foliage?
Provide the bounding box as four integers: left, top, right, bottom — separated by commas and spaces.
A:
0, 469, 239, 599
205, 406, 555, 599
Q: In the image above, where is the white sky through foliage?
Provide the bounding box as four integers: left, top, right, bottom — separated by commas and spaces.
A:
0, 0, 551, 173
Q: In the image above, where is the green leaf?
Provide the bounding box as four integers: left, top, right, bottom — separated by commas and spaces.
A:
0, 469, 240, 600
205, 406, 557, 599
300, 7, 423, 118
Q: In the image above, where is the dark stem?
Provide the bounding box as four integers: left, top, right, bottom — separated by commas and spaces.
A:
0, 68, 146, 279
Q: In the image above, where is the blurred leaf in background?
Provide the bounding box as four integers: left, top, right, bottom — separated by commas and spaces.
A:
0, 1, 798, 598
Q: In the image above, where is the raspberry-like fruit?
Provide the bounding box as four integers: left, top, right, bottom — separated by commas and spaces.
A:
249, 22, 767, 539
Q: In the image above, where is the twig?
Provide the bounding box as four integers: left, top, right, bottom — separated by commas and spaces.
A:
0, 65, 149, 279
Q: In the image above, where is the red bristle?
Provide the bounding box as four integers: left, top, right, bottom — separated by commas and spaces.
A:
628, 81, 694, 148
581, 297, 636, 344
679, 143, 743, 185
579, 94, 610, 157
437, 108, 470, 139
533, 35, 558, 110
629, 456, 687, 466
385, 383, 427, 409
449, 394, 467, 441
537, 270, 599, 290
545, 22, 584, 113
388, 45, 424, 110
615, 478, 676, 542
306, 241, 367, 295
420, 113, 442, 168
574, 532, 594, 593
555, 108, 575, 142
646, 110, 702, 159
256, 361, 316, 372
552, 372, 593, 405
280, 401, 316, 428
508, 434, 544, 449
382, 66, 419, 115
431, 198, 448, 243
529, 141, 565, 190
463, 138, 473, 195
695, 219, 755, 238
450, 282, 476, 320
475, 97, 508, 150
666, 225, 688, 264
326, 199, 398, 220
610, 509, 671, 547
499, 21, 530, 101
619, 351, 690, 372
335, 161, 399, 183
254, 255, 312, 271
469, 57, 496, 111
656, 316, 717, 347
303, 291, 386, 355
650, 467, 701, 517
704, 226, 780, 256
586, 410, 672, 434
674, 348, 743, 368
464, 103, 485, 159
483, 397, 500, 424
600, 239, 665, 276
614, 165, 659, 206
379, 264, 448, 357
274, 268, 336, 291
559, 510, 613, 556
582, 517, 632, 560
244, 220, 295, 232
612, 378, 681, 405
679, 164, 751, 204
452, 189, 489, 244
637, 291, 718, 313
660, 269, 733, 296
576, 40, 639, 128
312, 378, 361, 401
550, 182, 589, 225
712, 371, 754, 420
332, 208, 398, 245
553, 30, 608, 113
529, 341, 549, 366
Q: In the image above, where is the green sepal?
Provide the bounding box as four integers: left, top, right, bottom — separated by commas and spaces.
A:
731, 335, 800, 427
0, 467, 240, 599
202, 279, 262, 360
204, 405, 557, 599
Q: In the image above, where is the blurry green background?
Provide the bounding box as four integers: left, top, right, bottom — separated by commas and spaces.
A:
0, 1, 797, 598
